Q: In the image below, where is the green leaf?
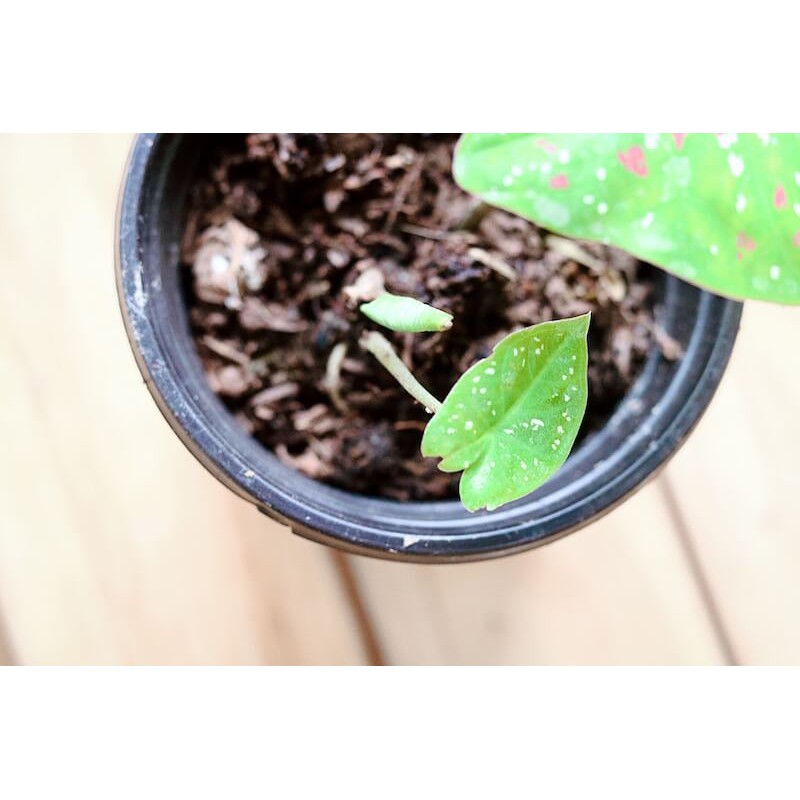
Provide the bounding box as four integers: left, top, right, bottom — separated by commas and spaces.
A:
455, 133, 800, 305
421, 315, 589, 512
360, 292, 453, 333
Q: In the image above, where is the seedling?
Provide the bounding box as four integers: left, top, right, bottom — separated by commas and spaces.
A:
361, 292, 454, 333
360, 297, 589, 512
359, 133, 799, 512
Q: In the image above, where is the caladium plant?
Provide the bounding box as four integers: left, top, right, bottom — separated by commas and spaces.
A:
359, 133, 799, 513
454, 133, 800, 305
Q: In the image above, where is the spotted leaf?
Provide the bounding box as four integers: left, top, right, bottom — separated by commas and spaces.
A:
455, 133, 800, 304
360, 292, 453, 333
421, 315, 589, 512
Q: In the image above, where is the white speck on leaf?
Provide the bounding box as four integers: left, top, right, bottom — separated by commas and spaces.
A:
644, 133, 658, 149
728, 153, 744, 177
597, 202, 608, 215
642, 212, 654, 228
770, 265, 781, 280
596, 167, 607, 181
710, 244, 719, 256
736, 193, 747, 213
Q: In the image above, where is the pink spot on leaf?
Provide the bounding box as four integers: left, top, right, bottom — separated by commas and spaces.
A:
775, 185, 788, 209
550, 174, 569, 189
736, 232, 757, 259
672, 133, 687, 150
736, 232, 756, 250
535, 139, 558, 154
618, 146, 648, 177
793, 231, 800, 247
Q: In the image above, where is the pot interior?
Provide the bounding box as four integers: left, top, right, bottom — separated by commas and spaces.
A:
120, 134, 742, 560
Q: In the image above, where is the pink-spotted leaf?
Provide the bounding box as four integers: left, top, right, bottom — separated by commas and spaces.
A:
421, 315, 589, 512
455, 133, 800, 305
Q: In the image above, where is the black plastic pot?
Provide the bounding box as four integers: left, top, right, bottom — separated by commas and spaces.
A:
116, 134, 743, 563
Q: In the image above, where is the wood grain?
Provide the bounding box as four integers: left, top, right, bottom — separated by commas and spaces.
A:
0, 135, 367, 665
347, 481, 727, 665
664, 302, 800, 664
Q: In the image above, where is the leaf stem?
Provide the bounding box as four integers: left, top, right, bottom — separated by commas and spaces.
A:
360, 331, 443, 414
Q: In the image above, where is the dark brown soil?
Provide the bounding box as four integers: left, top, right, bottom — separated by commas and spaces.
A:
182, 134, 675, 501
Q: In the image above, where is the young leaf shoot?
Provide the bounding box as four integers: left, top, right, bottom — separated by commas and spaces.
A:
360, 331, 443, 414
454, 133, 800, 305
360, 292, 453, 333
421, 314, 590, 511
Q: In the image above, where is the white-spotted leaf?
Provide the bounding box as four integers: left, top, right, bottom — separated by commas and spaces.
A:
360, 292, 453, 332
421, 315, 589, 512
455, 133, 800, 304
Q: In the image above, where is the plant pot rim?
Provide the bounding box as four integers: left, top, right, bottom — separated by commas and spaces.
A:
116, 133, 744, 563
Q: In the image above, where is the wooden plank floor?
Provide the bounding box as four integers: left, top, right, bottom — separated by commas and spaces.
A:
0, 134, 797, 665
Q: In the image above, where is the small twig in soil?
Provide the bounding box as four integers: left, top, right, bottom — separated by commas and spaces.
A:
385, 158, 424, 231
400, 224, 469, 242
649, 323, 684, 361
394, 420, 428, 432
468, 247, 518, 282
323, 342, 349, 415
457, 199, 491, 231
201, 335, 251, 366
544, 234, 606, 274
360, 331, 443, 414
249, 382, 299, 407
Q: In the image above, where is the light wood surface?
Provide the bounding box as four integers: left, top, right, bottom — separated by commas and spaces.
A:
348, 482, 726, 665
663, 302, 800, 664
0, 134, 797, 665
